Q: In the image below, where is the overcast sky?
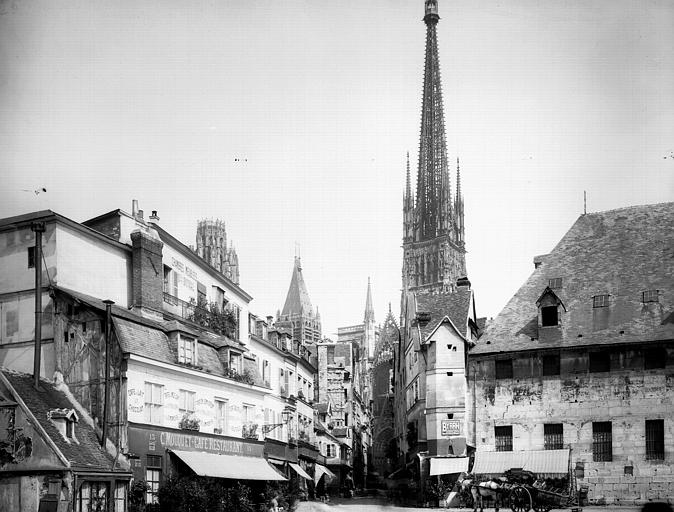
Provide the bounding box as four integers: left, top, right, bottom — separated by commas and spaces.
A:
2, 0, 673, 337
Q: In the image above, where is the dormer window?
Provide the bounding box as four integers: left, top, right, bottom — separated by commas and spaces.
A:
48, 408, 79, 442
178, 335, 196, 365
536, 287, 566, 328
642, 290, 659, 303
541, 306, 558, 327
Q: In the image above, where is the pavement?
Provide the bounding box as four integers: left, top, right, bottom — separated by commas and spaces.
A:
296, 495, 645, 512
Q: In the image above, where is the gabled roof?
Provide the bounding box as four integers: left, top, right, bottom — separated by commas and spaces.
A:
535, 287, 566, 311
415, 289, 473, 342
474, 202, 674, 355
281, 257, 314, 317
1, 370, 129, 474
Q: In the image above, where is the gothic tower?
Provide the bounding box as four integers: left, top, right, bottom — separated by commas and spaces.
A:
402, 0, 466, 295
363, 277, 376, 361
196, 219, 240, 284
276, 257, 322, 346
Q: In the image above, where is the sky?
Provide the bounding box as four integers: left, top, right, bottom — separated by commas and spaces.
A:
1, 0, 673, 338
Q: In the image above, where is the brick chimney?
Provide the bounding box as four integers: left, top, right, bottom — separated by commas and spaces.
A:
131, 229, 164, 321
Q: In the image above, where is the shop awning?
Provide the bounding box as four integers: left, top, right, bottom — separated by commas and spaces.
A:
472, 449, 569, 476
429, 457, 469, 476
313, 464, 336, 485
289, 463, 311, 481
170, 450, 286, 481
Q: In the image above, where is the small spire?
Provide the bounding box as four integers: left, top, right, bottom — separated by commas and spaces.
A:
364, 277, 375, 324
456, 157, 462, 202
405, 152, 412, 199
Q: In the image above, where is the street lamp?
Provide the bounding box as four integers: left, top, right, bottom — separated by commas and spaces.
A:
262, 406, 293, 435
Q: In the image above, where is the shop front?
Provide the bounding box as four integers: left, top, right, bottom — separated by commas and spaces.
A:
128, 423, 285, 506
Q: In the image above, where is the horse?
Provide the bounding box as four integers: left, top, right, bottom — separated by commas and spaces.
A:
457, 472, 506, 512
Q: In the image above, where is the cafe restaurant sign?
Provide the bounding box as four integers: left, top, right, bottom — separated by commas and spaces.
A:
129, 425, 264, 458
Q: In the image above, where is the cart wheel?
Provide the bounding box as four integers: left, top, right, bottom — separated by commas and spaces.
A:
533, 502, 551, 512
510, 486, 532, 512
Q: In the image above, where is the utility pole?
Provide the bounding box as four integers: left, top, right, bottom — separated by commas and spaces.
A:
31, 221, 45, 390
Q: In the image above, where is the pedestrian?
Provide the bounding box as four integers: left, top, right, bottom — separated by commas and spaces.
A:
268, 492, 279, 512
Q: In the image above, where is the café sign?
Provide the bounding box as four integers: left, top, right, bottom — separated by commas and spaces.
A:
129, 425, 264, 458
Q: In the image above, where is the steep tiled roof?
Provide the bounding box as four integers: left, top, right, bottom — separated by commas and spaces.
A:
416, 289, 472, 341
2, 370, 128, 473
474, 203, 674, 355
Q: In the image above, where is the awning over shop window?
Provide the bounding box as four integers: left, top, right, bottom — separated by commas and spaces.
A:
170, 450, 286, 481
313, 464, 336, 485
472, 449, 570, 477
289, 463, 311, 481
429, 457, 469, 476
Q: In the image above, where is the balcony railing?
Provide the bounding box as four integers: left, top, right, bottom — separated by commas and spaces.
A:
163, 292, 237, 338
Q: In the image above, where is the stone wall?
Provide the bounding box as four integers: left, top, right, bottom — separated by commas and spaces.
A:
470, 344, 674, 504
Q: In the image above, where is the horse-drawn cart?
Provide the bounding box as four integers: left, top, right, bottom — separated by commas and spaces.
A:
467, 449, 578, 512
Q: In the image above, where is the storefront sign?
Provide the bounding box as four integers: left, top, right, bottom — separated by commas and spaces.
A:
129, 425, 264, 458
441, 420, 461, 437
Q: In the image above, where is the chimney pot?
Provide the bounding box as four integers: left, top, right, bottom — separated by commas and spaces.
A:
132, 199, 139, 217
150, 210, 160, 221
137, 209, 144, 219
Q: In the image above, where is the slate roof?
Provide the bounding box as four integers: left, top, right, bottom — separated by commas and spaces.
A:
415, 289, 473, 341
54, 286, 229, 373
2, 370, 129, 474
474, 202, 674, 355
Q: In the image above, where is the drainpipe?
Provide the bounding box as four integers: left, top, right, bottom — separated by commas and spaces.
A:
31, 221, 45, 389
102, 300, 114, 447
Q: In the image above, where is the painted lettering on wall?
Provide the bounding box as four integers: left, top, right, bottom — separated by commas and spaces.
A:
128, 388, 144, 413
441, 419, 461, 437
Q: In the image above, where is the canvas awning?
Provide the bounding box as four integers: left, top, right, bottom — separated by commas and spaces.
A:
472, 449, 569, 476
170, 450, 286, 481
314, 464, 336, 485
429, 457, 469, 476
289, 463, 311, 481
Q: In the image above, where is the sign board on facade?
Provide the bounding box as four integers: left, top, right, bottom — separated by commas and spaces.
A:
128, 425, 264, 458
441, 419, 461, 437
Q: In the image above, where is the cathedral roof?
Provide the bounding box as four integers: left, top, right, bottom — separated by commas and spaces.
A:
474, 202, 674, 355
281, 257, 315, 317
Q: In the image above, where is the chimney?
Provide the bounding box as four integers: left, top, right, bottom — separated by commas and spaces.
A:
137, 209, 144, 220
456, 276, 471, 289
266, 315, 274, 326
149, 210, 160, 221
131, 230, 164, 321
132, 199, 139, 217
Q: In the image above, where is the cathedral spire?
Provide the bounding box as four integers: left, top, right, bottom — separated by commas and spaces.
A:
417, 0, 450, 241
401, 0, 467, 295
364, 277, 375, 324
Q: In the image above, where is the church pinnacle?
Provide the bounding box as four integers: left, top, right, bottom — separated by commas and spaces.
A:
402, 0, 467, 295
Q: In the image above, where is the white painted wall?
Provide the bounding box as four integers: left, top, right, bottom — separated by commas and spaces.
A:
127, 359, 268, 439
55, 224, 131, 306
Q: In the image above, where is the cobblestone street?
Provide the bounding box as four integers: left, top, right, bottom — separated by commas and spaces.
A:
297, 497, 644, 512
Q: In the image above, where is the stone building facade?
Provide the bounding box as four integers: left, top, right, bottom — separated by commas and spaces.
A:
470, 203, 674, 504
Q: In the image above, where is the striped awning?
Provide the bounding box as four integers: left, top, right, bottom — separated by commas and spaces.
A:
472, 449, 569, 476
170, 450, 287, 481
314, 464, 336, 485
429, 457, 469, 476
289, 463, 311, 481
